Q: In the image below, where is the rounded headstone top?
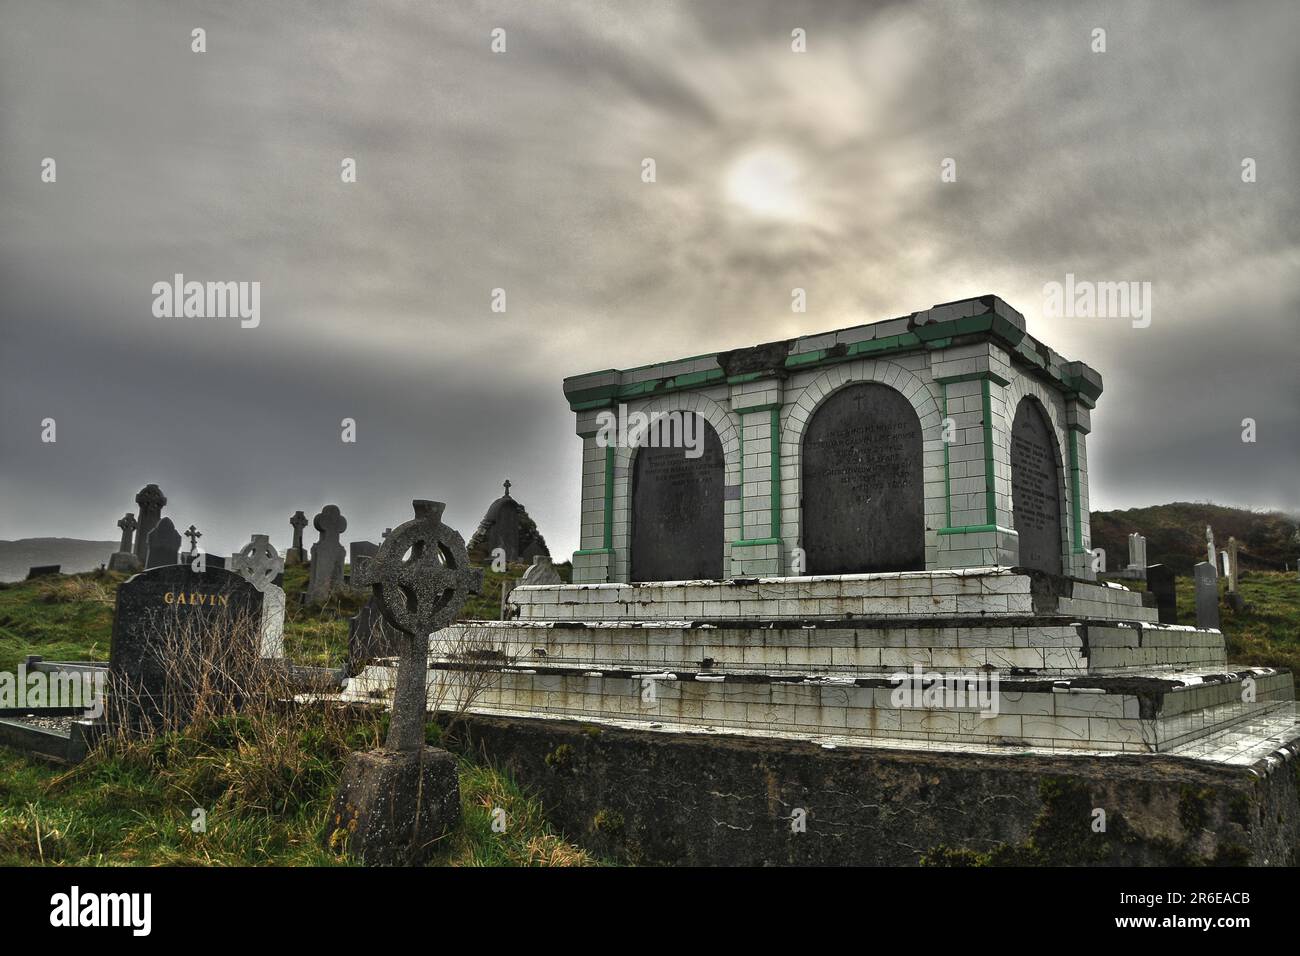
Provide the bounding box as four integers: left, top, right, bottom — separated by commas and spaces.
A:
314, 504, 347, 536
136, 484, 167, 509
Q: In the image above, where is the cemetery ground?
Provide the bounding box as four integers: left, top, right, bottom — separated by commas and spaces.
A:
0, 561, 599, 867
0, 563, 1296, 867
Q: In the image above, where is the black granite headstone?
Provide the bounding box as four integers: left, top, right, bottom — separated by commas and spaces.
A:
347, 596, 403, 676
1010, 398, 1064, 576
108, 565, 264, 729
1145, 563, 1177, 624
801, 383, 925, 574
629, 417, 724, 582
25, 565, 61, 580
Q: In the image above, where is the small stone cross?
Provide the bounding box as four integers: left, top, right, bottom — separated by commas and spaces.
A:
502, 479, 511, 497
289, 510, 308, 548
232, 534, 284, 592
184, 524, 202, 555
116, 513, 138, 552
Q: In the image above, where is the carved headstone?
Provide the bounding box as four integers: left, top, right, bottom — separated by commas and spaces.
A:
286, 510, 309, 566
306, 505, 347, 603
133, 484, 167, 563
1205, 525, 1217, 574
145, 517, 182, 569
1010, 399, 1063, 576
109, 513, 142, 573
1193, 561, 1220, 630
629, 422, 725, 582
800, 383, 925, 575
108, 565, 264, 730
231, 534, 287, 658
349, 540, 380, 581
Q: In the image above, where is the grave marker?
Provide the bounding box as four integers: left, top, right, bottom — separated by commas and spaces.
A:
328, 500, 480, 865
306, 505, 347, 603
801, 383, 925, 574
133, 484, 167, 563
1193, 561, 1220, 630
1009, 399, 1064, 576
1145, 563, 1177, 624
286, 510, 309, 566
108, 565, 264, 730
630, 420, 725, 581
145, 517, 182, 569
231, 534, 287, 658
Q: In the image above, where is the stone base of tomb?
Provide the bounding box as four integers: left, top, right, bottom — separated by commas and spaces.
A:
324, 746, 460, 866
345, 567, 1300, 862
437, 712, 1300, 866
350, 568, 1295, 754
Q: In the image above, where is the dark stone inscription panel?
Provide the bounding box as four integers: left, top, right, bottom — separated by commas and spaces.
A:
630, 418, 724, 582
109, 565, 264, 728
801, 383, 924, 574
1010, 399, 1064, 576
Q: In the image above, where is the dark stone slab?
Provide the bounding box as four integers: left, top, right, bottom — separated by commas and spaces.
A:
108, 565, 264, 729
25, 565, 61, 580
1145, 563, 1177, 624
1010, 399, 1063, 576
145, 517, 182, 570
801, 383, 924, 574
347, 596, 403, 676
629, 418, 724, 582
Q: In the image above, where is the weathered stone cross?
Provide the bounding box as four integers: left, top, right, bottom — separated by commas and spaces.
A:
502, 479, 511, 497
232, 534, 284, 591
354, 500, 482, 751
289, 510, 308, 550
116, 513, 138, 553
184, 524, 202, 555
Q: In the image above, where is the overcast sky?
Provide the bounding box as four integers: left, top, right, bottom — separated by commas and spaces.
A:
2, 0, 1297, 560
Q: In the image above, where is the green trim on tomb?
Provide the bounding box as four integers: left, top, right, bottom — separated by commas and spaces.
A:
941, 382, 952, 527
732, 537, 782, 548
562, 304, 1099, 422
1068, 428, 1085, 554
573, 548, 613, 557
602, 445, 614, 551
981, 377, 997, 527
769, 407, 781, 540
937, 524, 1017, 536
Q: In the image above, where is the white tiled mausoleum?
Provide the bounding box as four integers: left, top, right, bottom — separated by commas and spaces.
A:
562, 295, 1103, 584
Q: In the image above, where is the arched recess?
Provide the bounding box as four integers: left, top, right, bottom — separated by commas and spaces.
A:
1009, 395, 1066, 575
613, 391, 739, 582
629, 417, 725, 581
800, 381, 926, 574
780, 359, 943, 573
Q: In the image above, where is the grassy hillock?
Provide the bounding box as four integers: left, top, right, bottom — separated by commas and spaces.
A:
1091, 503, 1299, 576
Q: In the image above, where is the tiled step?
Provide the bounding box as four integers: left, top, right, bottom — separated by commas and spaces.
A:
511, 568, 1159, 625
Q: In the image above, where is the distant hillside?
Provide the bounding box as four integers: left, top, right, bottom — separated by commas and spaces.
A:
1091, 504, 1300, 576
0, 538, 116, 582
